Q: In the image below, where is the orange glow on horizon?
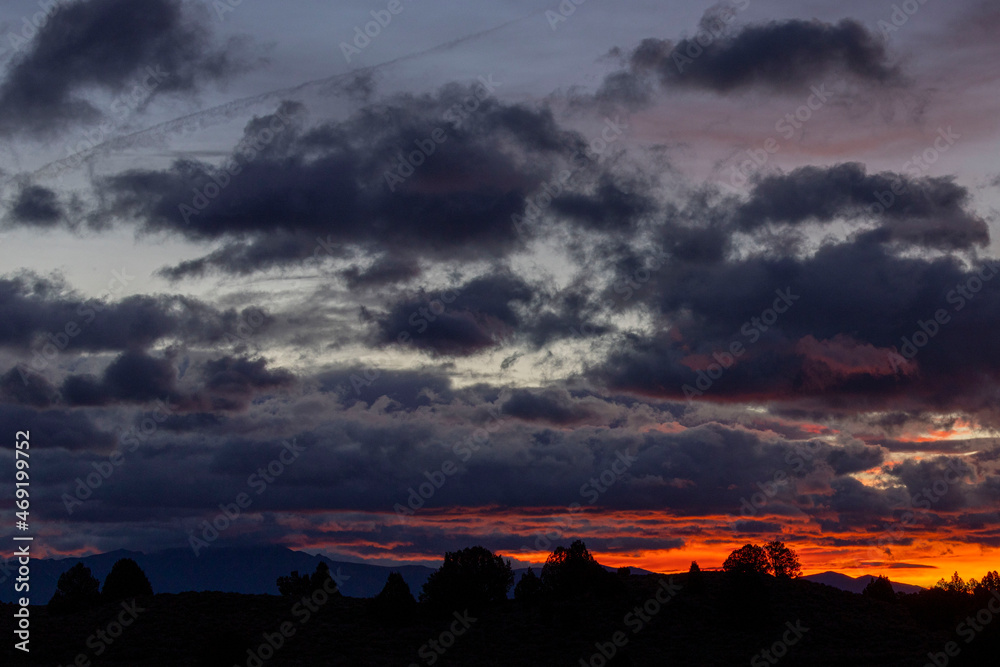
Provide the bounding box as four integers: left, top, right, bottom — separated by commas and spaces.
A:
270, 507, 1000, 590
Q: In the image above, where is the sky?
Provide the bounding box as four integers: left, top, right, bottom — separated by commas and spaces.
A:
1, 0, 999, 588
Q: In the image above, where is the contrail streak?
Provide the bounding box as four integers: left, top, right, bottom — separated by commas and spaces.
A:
23, 11, 540, 183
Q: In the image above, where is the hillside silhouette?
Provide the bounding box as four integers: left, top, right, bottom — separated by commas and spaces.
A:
2, 541, 997, 665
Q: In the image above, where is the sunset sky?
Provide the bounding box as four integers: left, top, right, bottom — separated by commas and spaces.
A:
2, 0, 999, 589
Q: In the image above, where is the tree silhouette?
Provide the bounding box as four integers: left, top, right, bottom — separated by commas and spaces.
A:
277, 561, 338, 598
974, 570, 1000, 593
688, 561, 705, 593
541, 539, 617, 599
102, 558, 153, 602
935, 571, 970, 594
722, 544, 771, 576
764, 540, 802, 578
420, 546, 513, 613
48, 562, 101, 614
862, 575, 896, 603
373, 572, 417, 625
514, 567, 544, 603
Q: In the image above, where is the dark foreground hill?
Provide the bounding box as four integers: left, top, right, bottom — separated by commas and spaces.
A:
4, 571, 999, 666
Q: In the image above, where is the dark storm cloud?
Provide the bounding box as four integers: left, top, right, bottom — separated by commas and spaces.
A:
8, 184, 64, 226
0, 404, 115, 451
373, 271, 534, 356
590, 235, 1000, 421
550, 175, 655, 232
0, 0, 253, 137
62, 350, 178, 406
599, 18, 901, 104
736, 163, 989, 250
317, 367, 453, 409
500, 388, 603, 426
89, 85, 611, 278
198, 355, 295, 410
0, 273, 266, 351
41, 413, 883, 522
341, 255, 422, 289
0, 366, 59, 407
60, 350, 293, 410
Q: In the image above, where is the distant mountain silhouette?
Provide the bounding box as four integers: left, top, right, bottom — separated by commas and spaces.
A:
4, 545, 924, 605
1, 545, 434, 602
803, 571, 924, 594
